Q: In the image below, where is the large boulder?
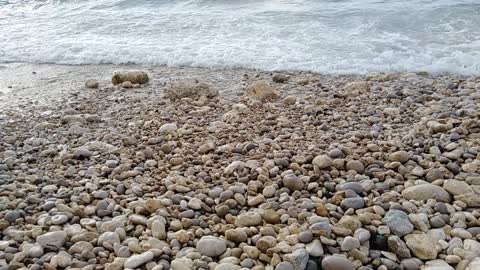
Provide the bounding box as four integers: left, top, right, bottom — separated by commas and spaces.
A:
165, 78, 218, 100
246, 81, 279, 100
112, 70, 149, 85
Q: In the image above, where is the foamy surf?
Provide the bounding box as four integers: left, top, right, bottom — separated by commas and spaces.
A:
1, 0, 479, 74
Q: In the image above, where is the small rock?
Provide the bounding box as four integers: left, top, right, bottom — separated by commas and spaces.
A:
306, 239, 323, 257
236, 211, 262, 227
165, 78, 218, 100
389, 151, 410, 163
124, 251, 154, 269
85, 79, 99, 88
196, 236, 226, 257
272, 74, 288, 83
321, 255, 355, 270
341, 236, 360, 251
283, 173, 304, 191
404, 234, 437, 260
383, 210, 414, 237
159, 123, 178, 133
4, 211, 21, 223
346, 160, 365, 173
225, 228, 248, 243
423, 259, 454, 270
246, 80, 279, 100
36, 231, 67, 250
402, 184, 451, 203
312, 155, 333, 169
72, 148, 92, 160
284, 249, 309, 270
121, 81, 134, 88
275, 262, 294, 270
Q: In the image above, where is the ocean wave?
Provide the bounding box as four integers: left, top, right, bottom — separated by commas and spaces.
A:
1, 0, 479, 75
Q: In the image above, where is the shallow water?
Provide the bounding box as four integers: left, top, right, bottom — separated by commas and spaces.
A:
1, 0, 479, 74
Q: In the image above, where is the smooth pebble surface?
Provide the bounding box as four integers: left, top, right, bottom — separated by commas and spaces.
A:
1, 65, 480, 270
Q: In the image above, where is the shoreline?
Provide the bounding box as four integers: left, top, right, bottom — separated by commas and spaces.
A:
1, 63, 480, 269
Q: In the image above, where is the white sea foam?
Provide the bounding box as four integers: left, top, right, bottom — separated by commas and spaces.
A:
0, 0, 479, 74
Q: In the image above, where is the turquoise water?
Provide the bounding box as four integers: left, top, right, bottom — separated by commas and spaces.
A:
1, 0, 479, 74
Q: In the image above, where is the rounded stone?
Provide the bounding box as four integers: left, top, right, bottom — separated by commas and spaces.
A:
298, 231, 313, 243
388, 151, 409, 163
312, 155, 333, 169
346, 160, 365, 173
196, 236, 226, 257
341, 197, 365, 209
85, 79, 99, 88
283, 174, 304, 191
255, 236, 277, 252
321, 256, 355, 270
383, 209, 414, 237
402, 184, 451, 203
4, 211, 21, 223
275, 262, 295, 270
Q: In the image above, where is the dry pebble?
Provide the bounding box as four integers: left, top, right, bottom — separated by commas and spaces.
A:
1, 66, 480, 270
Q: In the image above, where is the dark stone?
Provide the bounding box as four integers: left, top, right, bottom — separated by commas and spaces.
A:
305, 260, 318, 270
370, 232, 388, 251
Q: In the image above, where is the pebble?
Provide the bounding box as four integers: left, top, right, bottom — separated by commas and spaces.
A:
404, 234, 437, 260
283, 249, 309, 270
306, 239, 323, 257
383, 210, 414, 237
341, 236, 360, 251
196, 236, 227, 257
85, 79, 99, 88
4, 211, 21, 223
321, 255, 355, 270
402, 184, 451, 203
36, 231, 67, 249
2, 68, 480, 270
124, 251, 154, 268
275, 262, 295, 270
236, 211, 262, 227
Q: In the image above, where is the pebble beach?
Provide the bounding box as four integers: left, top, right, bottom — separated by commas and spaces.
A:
1, 63, 480, 270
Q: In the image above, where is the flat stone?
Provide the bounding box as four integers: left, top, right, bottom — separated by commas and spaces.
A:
36, 231, 67, 250
402, 184, 451, 203
341, 197, 365, 209
423, 259, 454, 270
236, 211, 262, 227
151, 220, 166, 240
124, 251, 154, 269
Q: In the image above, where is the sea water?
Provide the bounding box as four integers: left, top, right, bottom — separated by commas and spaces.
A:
1, 0, 479, 74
